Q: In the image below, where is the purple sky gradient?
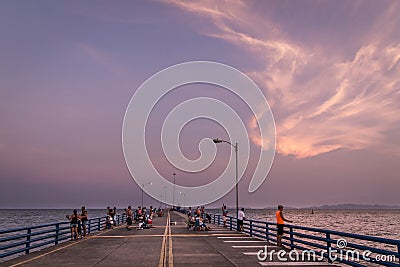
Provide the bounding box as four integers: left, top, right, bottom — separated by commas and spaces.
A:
0, 1, 399, 208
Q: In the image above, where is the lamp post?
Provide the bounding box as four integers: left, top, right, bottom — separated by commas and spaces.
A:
141, 182, 152, 208
213, 138, 239, 231
164, 186, 167, 209
173, 173, 176, 210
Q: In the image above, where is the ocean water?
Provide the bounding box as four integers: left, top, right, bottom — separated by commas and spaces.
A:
1, 209, 114, 230
244, 209, 400, 241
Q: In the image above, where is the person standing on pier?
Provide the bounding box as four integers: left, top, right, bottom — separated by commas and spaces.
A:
68, 209, 80, 241
222, 204, 228, 228
80, 207, 88, 238
126, 206, 133, 230
276, 205, 293, 247
238, 208, 245, 232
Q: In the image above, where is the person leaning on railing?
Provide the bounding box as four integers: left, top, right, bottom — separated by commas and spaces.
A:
276, 205, 293, 247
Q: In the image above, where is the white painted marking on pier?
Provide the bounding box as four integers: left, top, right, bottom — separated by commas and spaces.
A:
211, 233, 246, 236
232, 245, 279, 249
243, 252, 261, 255
217, 236, 254, 239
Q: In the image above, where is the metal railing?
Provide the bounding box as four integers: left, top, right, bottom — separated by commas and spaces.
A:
208, 213, 400, 267
0, 213, 127, 261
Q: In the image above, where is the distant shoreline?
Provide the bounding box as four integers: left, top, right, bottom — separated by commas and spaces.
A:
1, 204, 400, 210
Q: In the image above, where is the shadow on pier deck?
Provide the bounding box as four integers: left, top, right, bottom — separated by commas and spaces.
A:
2, 211, 336, 267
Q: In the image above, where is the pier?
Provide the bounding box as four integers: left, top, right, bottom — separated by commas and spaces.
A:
2, 211, 333, 267
1, 210, 399, 267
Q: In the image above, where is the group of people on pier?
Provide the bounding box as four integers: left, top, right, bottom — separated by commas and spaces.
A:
67, 205, 160, 240
67, 203, 293, 248
124, 205, 156, 230
67, 206, 88, 241
186, 206, 212, 231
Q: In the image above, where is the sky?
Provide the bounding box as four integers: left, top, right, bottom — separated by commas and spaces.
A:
0, 0, 399, 209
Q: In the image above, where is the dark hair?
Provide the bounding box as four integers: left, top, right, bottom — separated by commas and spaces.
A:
241, 208, 244, 211
73, 209, 77, 215
278, 205, 283, 210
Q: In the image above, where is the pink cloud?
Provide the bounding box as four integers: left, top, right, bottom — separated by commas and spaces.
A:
165, 0, 400, 158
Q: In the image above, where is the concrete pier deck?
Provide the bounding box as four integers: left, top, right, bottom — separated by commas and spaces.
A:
2, 211, 335, 267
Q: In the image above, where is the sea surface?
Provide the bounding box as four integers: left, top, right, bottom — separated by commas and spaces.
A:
243, 208, 400, 240
1, 209, 113, 230
1, 208, 399, 240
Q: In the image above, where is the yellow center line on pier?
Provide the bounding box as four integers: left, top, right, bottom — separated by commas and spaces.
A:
168, 211, 173, 267
8, 226, 121, 267
91, 233, 222, 238
158, 211, 169, 267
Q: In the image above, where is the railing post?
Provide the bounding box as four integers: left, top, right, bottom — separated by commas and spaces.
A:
26, 228, 31, 254
230, 217, 233, 230
88, 219, 91, 234
98, 218, 101, 231
249, 221, 253, 236
265, 222, 269, 241
326, 233, 332, 263
289, 226, 294, 250
55, 223, 59, 245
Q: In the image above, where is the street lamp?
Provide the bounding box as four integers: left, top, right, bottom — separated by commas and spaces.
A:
213, 138, 239, 231
164, 186, 167, 209
141, 182, 152, 208
173, 173, 176, 210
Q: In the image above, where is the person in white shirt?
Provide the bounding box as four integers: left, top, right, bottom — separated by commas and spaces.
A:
238, 208, 245, 232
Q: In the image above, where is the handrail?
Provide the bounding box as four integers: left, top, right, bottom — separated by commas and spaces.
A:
201, 212, 400, 267
0, 213, 127, 261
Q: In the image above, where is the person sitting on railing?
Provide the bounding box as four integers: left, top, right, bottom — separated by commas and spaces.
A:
112, 207, 117, 225
276, 205, 293, 248
105, 214, 114, 229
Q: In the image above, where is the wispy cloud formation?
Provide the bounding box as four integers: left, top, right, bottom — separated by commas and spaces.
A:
165, 0, 400, 158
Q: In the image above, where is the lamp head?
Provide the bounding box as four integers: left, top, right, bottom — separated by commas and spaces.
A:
213, 138, 222, 143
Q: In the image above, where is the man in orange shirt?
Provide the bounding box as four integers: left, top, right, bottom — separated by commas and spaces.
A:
276, 205, 292, 247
